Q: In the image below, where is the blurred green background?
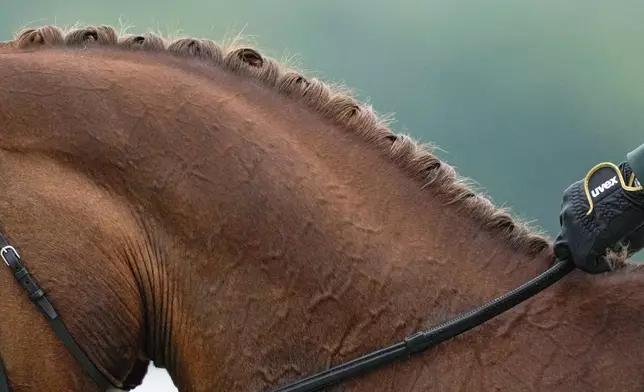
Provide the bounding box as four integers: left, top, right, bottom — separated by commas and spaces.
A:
2, 1, 644, 390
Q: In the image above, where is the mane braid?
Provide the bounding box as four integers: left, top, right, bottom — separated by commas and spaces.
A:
4, 23, 566, 260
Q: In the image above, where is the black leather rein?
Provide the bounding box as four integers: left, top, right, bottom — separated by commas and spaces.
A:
0, 228, 575, 392
269, 258, 575, 392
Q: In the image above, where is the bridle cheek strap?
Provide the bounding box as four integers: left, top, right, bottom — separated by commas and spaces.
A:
0, 234, 114, 392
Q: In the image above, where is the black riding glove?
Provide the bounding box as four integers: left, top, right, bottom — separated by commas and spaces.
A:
553, 158, 644, 274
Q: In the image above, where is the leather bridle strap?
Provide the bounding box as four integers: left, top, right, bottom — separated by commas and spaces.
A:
0, 234, 113, 392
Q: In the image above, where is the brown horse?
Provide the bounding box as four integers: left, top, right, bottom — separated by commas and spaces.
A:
0, 23, 642, 392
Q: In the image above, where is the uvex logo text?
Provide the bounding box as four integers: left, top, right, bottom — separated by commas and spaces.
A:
591, 176, 618, 198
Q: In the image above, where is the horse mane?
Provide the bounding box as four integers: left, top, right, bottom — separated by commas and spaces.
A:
3, 23, 564, 259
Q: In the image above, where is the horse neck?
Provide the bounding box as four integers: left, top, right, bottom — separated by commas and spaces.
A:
159, 198, 644, 392
103, 60, 640, 391
127, 85, 559, 388
5, 47, 640, 392
159, 198, 558, 388
42, 49, 559, 389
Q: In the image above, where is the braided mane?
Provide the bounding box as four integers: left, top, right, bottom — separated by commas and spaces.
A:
5, 23, 555, 257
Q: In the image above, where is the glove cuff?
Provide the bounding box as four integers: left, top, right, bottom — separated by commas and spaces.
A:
626, 142, 644, 186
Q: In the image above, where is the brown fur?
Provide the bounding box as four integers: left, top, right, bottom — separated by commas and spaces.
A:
8, 23, 556, 255
0, 23, 640, 392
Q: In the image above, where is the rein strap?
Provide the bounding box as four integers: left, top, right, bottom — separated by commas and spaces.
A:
270, 258, 575, 392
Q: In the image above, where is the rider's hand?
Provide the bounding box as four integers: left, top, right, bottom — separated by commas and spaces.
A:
553, 160, 644, 273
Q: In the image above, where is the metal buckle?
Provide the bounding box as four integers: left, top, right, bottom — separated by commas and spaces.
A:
1, 245, 19, 266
